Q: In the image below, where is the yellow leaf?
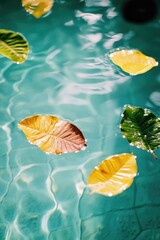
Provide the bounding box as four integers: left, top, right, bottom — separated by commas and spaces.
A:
0, 29, 29, 63
109, 49, 158, 75
22, 0, 54, 18
18, 115, 87, 154
88, 153, 137, 196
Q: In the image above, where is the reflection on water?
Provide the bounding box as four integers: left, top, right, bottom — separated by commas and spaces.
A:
1, 0, 160, 239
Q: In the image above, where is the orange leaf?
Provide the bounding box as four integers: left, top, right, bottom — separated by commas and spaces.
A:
88, 153, 137, 196
18, 115, 87, 154
22, 0, 54, 18
109, 49, 158, 75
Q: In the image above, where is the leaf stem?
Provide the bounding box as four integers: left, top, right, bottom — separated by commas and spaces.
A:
150, 150, 158, 159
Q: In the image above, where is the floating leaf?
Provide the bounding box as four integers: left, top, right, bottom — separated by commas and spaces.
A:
18, 115, 87, 154
0, 29, 29, 63
22, 0, 54, 18
109, 49, 158, 75
88, 153, 137, 196
120, 105, 160, 158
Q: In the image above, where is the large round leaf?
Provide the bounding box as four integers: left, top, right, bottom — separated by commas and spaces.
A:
0, 29, 29, 63
109, 49, 158, 75
18, 115, 87, 154
88, 153, 137, 196
22, 0, 54, 18
120, 105, 160, 158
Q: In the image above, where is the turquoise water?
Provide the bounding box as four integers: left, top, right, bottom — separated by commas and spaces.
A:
1, 0, 160, 239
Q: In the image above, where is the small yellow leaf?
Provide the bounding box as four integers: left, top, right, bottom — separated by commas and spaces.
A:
109, 49, 158, 75
22, 0, 54, 18
18, 115, 87, 154
88, 153, 137, 196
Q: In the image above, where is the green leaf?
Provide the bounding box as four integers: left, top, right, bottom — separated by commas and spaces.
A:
120, 105, 160, 158
0, 29, 29, 63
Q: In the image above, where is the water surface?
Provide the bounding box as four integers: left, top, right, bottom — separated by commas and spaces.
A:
1, 0, 160, 239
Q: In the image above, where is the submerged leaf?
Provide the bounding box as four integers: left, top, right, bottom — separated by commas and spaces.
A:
0, 29, 29, 63
109, 49, 158, 75
18, 115, 87, 154
22, 0, 54, 18
88, 153, 137, 196
120, 105, 160, 158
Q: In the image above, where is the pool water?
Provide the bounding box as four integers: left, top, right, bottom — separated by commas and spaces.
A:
1, 0, 160, 239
